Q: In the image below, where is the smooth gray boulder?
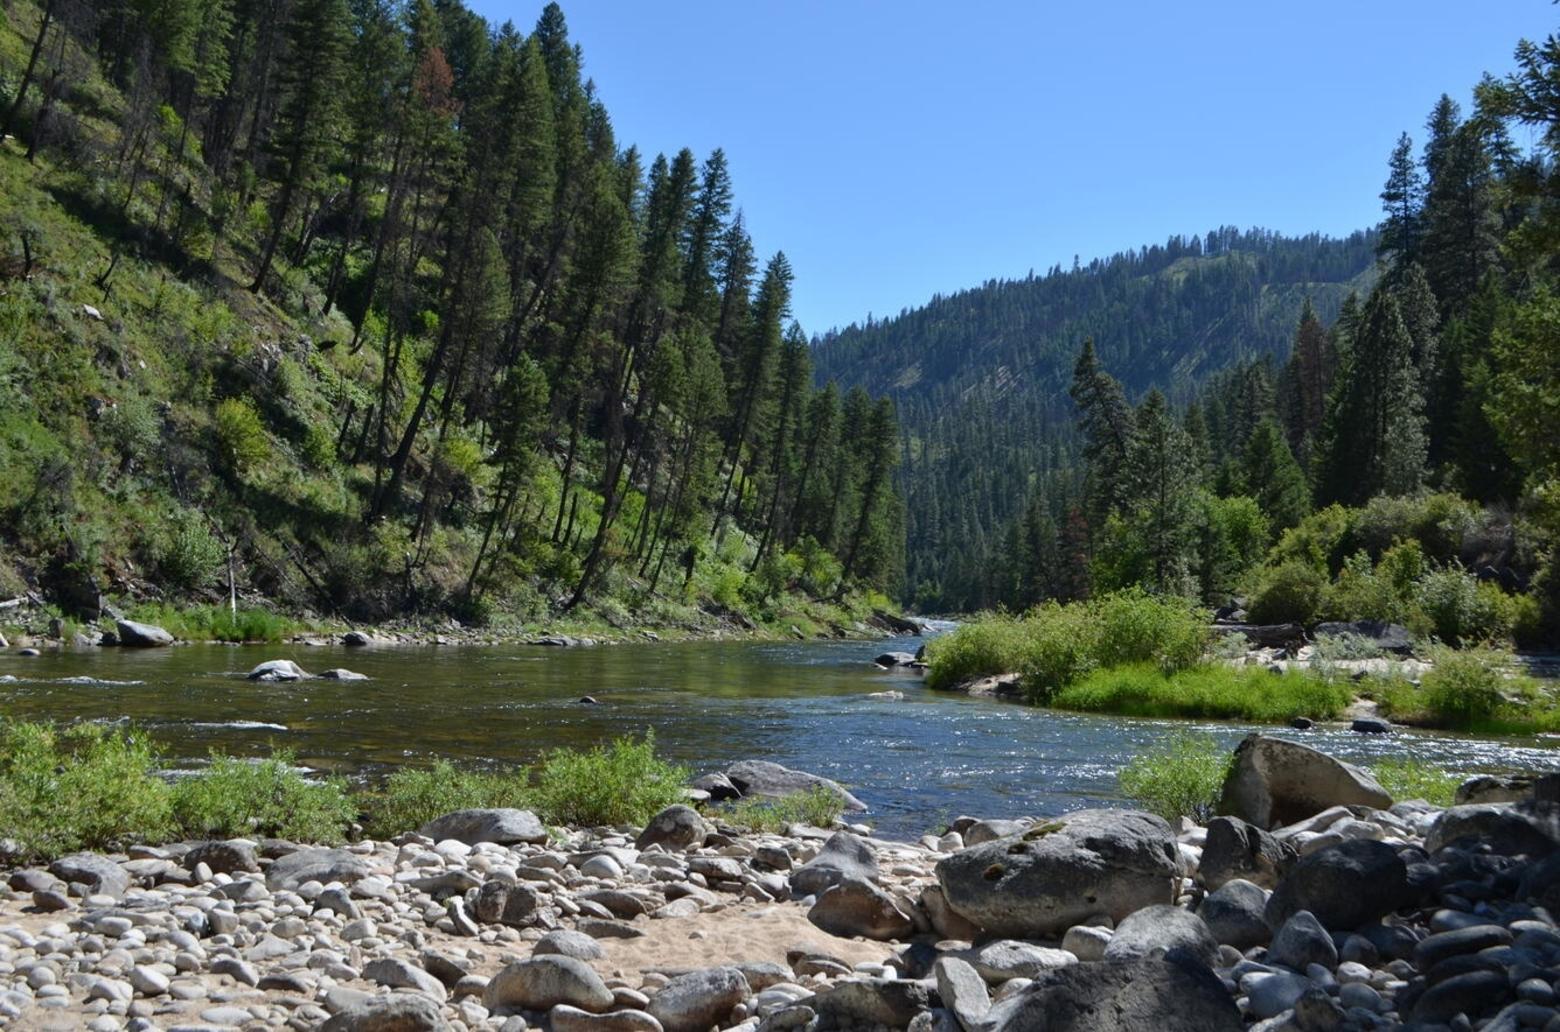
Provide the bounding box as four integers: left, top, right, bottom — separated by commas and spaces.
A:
1425, 800, 1560, 856
319, 995, 450, 1031
265, 848, 374, 891
1267, 910, 1338, 971
810, 979, 931, 1028
724, 759, 867, 811
1199, 816, 1296, 890
184, 840, 260, 875
807, 878, 915, 940
963, 819, 1027, 846
936, 809, 1179, 937
418, 808, 548, 846
790, 831, 879, 897
549, 1006, 664, 1032
1102, 904, 1219, 966
983, 958, 1243, 1032
482, 956, 614, 1012
645, 967, 749, 1032
1265, 839, 1412, 930
934, 956, 990, 1032
1197, 878, 1271, 950
246, 659, 309, 681
48, 853, 129, 898
1454, 775, 1533, 805
950, 940, 1076, 983
115, 619, 173, 646
1217, 734, 1391, 829
363, 958, 447, 1002
533, 929, 606, 961
635, 804, 710, 852
319, 668, 368, 680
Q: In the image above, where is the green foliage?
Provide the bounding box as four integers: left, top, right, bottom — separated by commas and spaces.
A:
1247, 560, 1327, 625
1411, 567, 1515, 645
148, 509, 226, 591
926, 592, 1209, 700
0, 722, 173, 861
722, 786, 844, 833
126, 603, 297, 643
170, 752, 354, 843
361, 761, 530, 841
1054, 663, 1352, 723
1371, 757, 1458, 806
1117, 733, 1232, 823
214, 397, 271, 474
528, 733, 690, 828
1375, 646, 1559, 731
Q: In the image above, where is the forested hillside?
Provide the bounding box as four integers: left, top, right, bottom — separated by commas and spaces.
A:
0, 0, 904, 632
813, 230, 1378, 608
823, 25, 1560, 646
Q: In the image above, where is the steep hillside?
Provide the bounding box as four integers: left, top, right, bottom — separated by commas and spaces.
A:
0, 0, 903, 638
812, 229, 1379, 606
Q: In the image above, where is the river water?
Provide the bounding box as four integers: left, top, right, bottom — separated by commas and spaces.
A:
3, 635, 1559, 838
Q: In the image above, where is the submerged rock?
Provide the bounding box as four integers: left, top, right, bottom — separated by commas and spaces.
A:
246, 658, 309, 681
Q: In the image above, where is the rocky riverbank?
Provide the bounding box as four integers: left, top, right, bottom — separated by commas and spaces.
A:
1, 735, 1557, 1031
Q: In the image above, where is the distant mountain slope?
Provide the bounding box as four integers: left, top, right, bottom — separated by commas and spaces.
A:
811, 228, 1379, 605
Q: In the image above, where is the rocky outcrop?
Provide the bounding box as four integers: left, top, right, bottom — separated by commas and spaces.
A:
935, 810, 1179, 937
1216, 734, 1391, 829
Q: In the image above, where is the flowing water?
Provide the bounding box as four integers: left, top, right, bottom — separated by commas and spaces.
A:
3, 634, 1559, 838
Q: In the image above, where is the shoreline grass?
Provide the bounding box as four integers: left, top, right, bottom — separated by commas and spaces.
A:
1052, 662, 1353, 723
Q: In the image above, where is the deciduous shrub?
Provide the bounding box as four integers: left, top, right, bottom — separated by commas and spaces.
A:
1247, 560, 1327, 625
1371, 758, 1458, 806
1092, 588, 1209, 674
214, 397, 270, 473
529, 733, 690, 828
924, 613, 1038, 691
170, 752, 354, 843
1118, 733, 1232, 823
1411, 567, 1515, 645
723, 786, 844, 833
361, 761, 529, 840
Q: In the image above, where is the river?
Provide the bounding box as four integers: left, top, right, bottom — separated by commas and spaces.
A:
3, 634, 1559, 838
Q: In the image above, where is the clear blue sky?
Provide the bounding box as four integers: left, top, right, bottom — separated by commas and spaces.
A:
466, 1, 1557, 335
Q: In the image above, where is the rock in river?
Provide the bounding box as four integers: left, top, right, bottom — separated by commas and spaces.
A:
935, 809, 1179, 938
247, 659, 309, 681
115, 619, 173, 646
724, 759, 867, 811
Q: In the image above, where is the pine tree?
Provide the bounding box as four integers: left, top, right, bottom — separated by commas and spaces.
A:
1241, 418, 1311, 531
1069, 339, 1135, 529
1379, 133, 1425, 266
1122, 389, 1200, 593
1279, 298, 1334, 458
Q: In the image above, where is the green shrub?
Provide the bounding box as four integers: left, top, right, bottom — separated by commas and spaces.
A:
924, 613, 1037, 691
1248, 560, 1327, 624
1370, 757, 1458, 806
362, 761, 530, 840
1412, 567, 1514, 645
1351, 493, 1478, 564
1092, 589, 1209, 674
1322, 550, 1409, 624
1021, 602, 1100, 701
0, 722, 173, 860
126, 603, 297, 643
171, 752, 354, 843
1118, 733, 1232, 823
529, 733, 690, 828
1270, 504, 1354, 573
1310, 631, 1385, 661
722, 786, 844, 833
149, 509, 225, 592
214, 397, 270, 473
1416, 647, 1513, 728
1054, 663, 1351, 723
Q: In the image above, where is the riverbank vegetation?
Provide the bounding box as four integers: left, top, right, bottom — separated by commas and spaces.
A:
1117, 733, 1231, 823
0, 0, 904, 637
0, 724, 695, 863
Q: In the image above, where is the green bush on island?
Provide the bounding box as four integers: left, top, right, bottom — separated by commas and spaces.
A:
124, 603, 300, 644
1375, 646, 1559, 732
1117, 733, 1232, 823
721, 786, 845, 834
170, 752, 355, 844
1052, 663, 1352, 723
923, 589, 1210, 697
1370, 757, 1459, 806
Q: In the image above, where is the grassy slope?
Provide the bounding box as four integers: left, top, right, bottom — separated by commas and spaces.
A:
0, 7, 890, 643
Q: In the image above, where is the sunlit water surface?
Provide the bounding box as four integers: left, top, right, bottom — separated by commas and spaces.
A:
3, 633, 1558, 838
